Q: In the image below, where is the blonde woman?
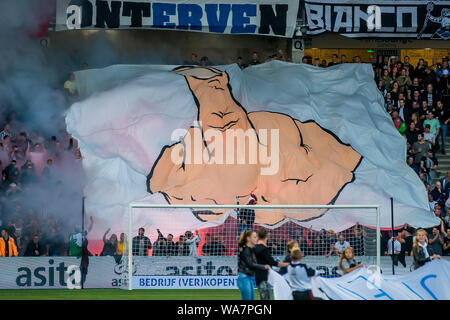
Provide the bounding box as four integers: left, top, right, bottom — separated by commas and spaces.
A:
338, 247, 363, 274
412, 228, 441, 270
410, 112, 423, 132
279, 240, 300, 275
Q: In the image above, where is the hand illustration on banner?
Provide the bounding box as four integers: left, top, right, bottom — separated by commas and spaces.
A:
147, 66, 362, 225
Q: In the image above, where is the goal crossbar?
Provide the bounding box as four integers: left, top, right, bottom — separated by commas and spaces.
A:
129, 204, 380, 209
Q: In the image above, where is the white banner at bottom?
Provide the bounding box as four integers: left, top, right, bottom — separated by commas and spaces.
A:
311, 259, 450, 300
0, 256, 448, 290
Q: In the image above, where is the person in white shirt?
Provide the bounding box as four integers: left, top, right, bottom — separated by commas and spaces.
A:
387, 233, 405, 267
428, 193, 437, 211
185, 230, 202, 256
287, 248, 319, 300
334, 234, 350, 255
423, 124, 436, 148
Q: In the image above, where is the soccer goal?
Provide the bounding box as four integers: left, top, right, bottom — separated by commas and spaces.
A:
120, 204, 380, 290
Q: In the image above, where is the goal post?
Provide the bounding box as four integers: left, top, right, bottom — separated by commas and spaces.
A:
122, 204, 381, 290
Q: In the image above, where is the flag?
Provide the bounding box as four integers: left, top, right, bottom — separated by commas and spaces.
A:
311, 259, 450, 300
65, 61, 440, 235
268, 269, 293, 300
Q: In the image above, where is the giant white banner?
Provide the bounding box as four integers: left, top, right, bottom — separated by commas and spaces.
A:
66, 62, 441, 236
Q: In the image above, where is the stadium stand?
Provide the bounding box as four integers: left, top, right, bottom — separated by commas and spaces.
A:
0, 52, 449, 261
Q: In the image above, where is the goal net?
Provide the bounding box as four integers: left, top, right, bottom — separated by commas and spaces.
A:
119, 204, 380, 290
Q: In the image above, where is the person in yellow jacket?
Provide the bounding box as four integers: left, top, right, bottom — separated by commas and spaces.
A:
0, 229, 18, 257
116, 233, 125, 256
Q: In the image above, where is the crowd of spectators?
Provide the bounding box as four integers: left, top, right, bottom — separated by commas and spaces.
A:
0, 113, 83, 257
94, 222, 367, 258
373, 56, 450, 186
93, 203, 450, 261
370, 54, 450, 260
183, 50, 289, 69
97, 227, 218, 258
0, 57, 85, 257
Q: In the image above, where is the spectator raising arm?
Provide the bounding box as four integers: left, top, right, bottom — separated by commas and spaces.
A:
185, 230, 201, 244
157, 228, 167, 241
185, 230, 202, 256
428, 228, 444, 246
103, 227, 111, 243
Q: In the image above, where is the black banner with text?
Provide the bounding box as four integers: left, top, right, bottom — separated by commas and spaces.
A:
304, 0, 449, 40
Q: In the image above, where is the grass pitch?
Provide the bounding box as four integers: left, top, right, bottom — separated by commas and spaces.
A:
0, 289, 250, 300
